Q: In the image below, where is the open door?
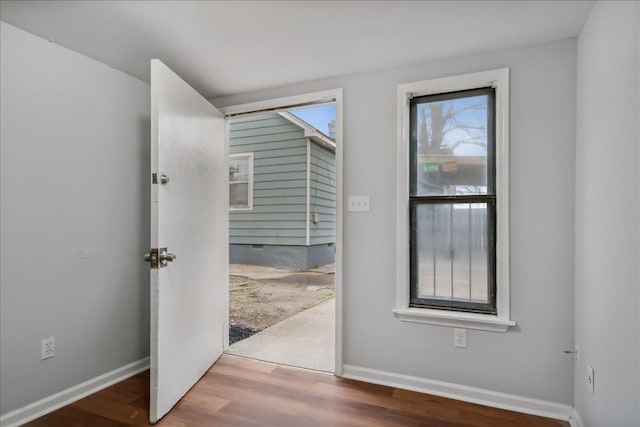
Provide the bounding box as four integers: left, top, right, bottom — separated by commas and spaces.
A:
146, 60, 228, 423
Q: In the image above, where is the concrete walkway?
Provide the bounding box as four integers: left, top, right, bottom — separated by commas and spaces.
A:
227, 298, 335, 373
230, 263, 335, 279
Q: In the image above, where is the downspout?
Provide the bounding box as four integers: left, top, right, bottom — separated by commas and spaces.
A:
306, 138, 311, 247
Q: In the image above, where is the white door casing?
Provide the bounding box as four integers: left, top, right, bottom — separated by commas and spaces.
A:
149, 59, 228, 423
220, 88, 343, 375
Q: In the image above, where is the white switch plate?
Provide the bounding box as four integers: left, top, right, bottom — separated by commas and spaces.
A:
348, 195, 370, 212
587, 364, 594, 394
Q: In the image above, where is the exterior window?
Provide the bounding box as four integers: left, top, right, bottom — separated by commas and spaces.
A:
395, 69, 513, 332
229, 153, 253, 210
410, 88, 496, 314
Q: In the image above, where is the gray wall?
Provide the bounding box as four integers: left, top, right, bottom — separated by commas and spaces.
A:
214, 38, 577, 405
7, 7, 631, 417
229, 113, 307, 246
309, 143, 337, 246
575, 2, 640, 425
0, 22, 150, 415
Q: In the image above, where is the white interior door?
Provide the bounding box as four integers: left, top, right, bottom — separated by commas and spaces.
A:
148, 59, 228, 423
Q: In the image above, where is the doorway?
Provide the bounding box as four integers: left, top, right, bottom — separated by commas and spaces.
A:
220, 90, 343, 375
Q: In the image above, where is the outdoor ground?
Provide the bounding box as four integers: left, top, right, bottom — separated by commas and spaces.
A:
229, 264, 335, 344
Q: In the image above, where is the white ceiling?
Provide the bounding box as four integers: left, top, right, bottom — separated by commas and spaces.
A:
0, 1, 594, 98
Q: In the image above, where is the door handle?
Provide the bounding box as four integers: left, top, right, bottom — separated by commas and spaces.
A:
144, 248, 175, 269
160, 251, 176, 262
144, 252, 157, 264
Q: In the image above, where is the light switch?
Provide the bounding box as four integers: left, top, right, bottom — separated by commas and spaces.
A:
348, 195, 370, 212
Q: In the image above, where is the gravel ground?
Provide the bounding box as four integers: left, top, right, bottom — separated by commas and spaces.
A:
229, 324, 259, 345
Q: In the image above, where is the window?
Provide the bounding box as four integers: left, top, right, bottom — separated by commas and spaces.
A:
229, 153, 253, 210
410, 87, 496, 313
395, 69, 514, 332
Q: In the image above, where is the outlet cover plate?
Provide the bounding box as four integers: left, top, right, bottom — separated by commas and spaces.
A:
41, 337, 55, 360
454, 328, 467, 348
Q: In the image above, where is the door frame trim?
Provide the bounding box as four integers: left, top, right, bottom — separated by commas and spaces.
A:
219, 88, 344, 376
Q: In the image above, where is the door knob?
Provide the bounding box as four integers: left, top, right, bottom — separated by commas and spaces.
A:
160, 174, 170, 185
144, 248, 174, 269
144, 252, 157, 263
160, 251, 176, 262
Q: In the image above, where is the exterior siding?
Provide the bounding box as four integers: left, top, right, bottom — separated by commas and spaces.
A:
309, 143, 337, 245
229, 113, 307, 246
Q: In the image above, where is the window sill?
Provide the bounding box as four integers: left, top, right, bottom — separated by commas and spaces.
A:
392, 307, 515, 332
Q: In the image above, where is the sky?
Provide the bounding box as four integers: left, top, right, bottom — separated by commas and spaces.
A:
288, 104, 336, 136
418, 95, 488, 156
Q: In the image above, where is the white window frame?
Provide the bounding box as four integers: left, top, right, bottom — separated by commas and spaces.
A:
393, 68, 515, 332
229, 152, 254, 211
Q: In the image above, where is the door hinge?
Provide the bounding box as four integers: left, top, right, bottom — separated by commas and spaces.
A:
144, 247, 176, 269
152, 173, 170, 185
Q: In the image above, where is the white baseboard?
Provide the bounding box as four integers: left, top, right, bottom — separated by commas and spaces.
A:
0, 357, 150, 427
569, 408, 585, 427
342, 364, 573, 421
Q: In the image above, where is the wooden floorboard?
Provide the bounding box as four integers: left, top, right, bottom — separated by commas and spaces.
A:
25, 355, 569, 426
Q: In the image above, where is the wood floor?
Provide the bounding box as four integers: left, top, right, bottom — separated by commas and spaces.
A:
26, 355, 568, 427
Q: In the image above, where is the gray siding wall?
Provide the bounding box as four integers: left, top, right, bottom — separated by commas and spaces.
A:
229, 113, 307, 246
309, 143, 336, 245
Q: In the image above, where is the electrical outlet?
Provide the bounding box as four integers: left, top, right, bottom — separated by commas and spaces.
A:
587, 364, 594, 394
454, 328, 466, 348
348, 195, 370, 212
41, 337, 55, 360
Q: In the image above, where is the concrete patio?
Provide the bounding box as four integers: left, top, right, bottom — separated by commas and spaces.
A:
227, 297, 335, 373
